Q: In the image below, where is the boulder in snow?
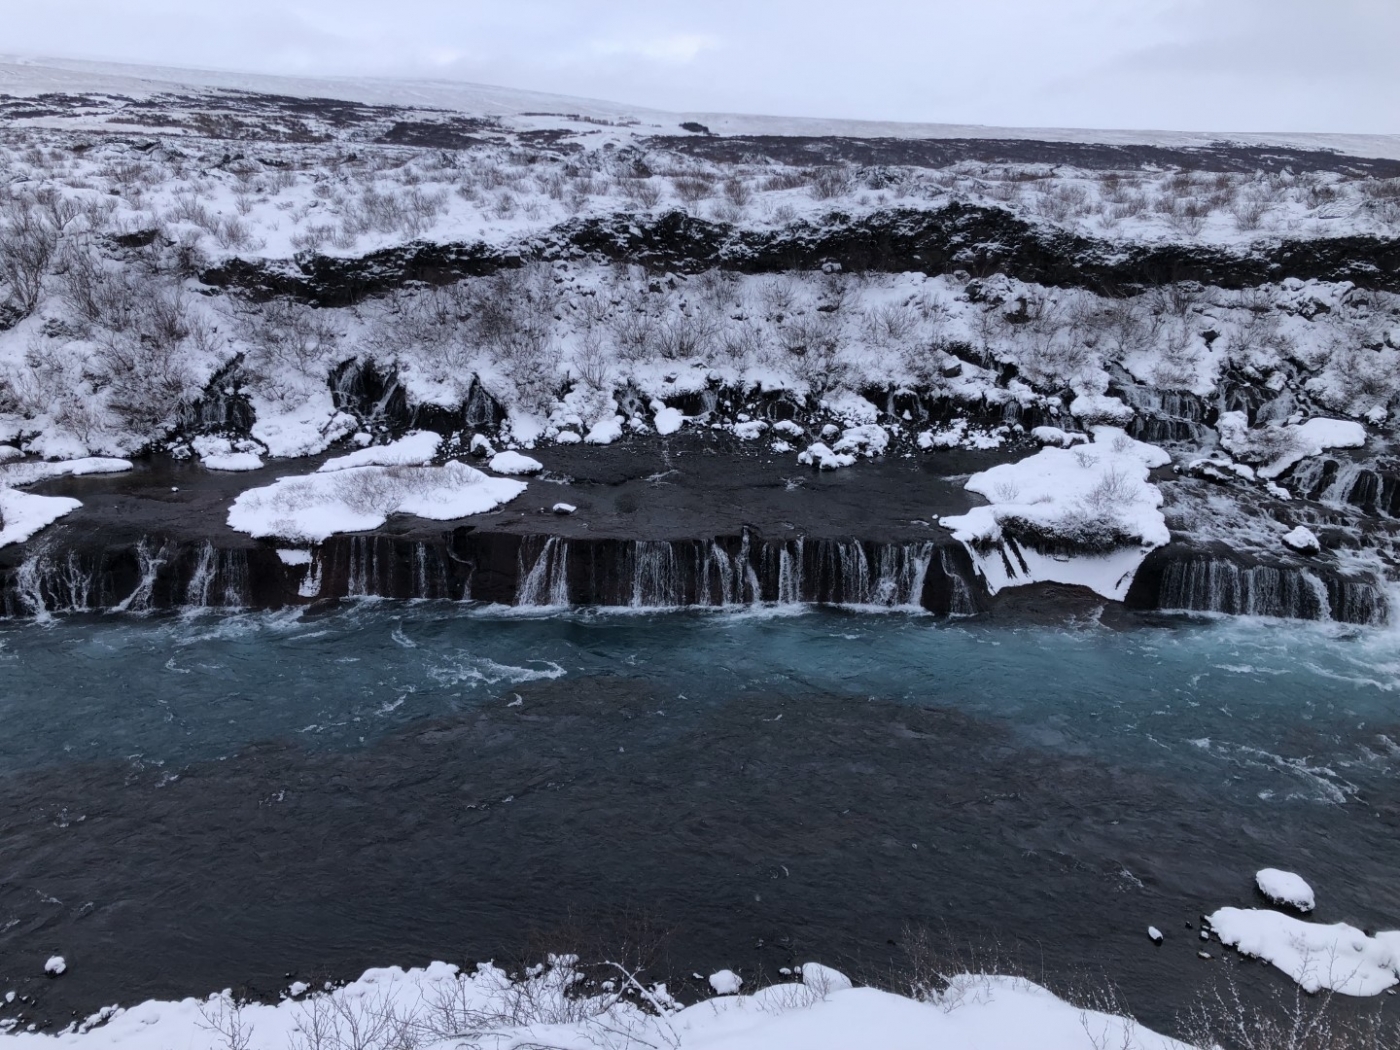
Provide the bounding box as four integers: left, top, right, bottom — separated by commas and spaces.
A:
489, 451, 544, 476
708, 969, 742, 995
1281, 526, 1321, 555
1255, 868, 1316, 912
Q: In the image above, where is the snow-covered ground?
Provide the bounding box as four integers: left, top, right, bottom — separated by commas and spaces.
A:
0, 957, 1187, 1050
1, 57, 1398, 611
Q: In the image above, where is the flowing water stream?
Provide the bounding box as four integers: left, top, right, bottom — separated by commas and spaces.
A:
2, 605, 1399, 1034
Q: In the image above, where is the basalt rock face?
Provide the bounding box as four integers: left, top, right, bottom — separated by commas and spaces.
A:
0, 531, 984, 618
199, 205, 1400, 306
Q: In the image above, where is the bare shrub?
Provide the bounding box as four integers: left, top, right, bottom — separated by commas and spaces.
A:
240, 298, 339, 380
622, 178, 662, 209
0, 201, 59, 315
723, 177, 752, 207
810, 166, 853, 200
671, 175, 714, 205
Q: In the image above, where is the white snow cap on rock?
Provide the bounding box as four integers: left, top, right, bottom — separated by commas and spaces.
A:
1209, 907, 1400, 996
552, 503, 577, 515
652, 402, 686, 436
708, 969, 743, 995
193, 436, 263, 472
1256, 868, 1316, 911
488, 450, 544, 475
797, 442, 856, 470
44, 956, 65, 976
940, 426, 1170, 601
317, 431, 441, 472
0, 489, 82, 550
800, 963, 853, 996
1281, 526, 1322, 554
229, 461, 526, 544
586, 416, 624, 445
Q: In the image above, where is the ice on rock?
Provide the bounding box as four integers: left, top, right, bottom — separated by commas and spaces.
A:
708, 969, 743, 995
488, 450, 544, 476
1281, 526, 1322, 555
1255, 868, 1316, 912
797, 442, 856, 470
1209, 907, 1400, 996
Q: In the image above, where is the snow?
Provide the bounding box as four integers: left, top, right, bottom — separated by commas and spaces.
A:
586, 417, 625, 445
797, 443, 856, 470
488, 450, 544, 475
1032, 427, 1087, 448
1209, 907, 1400, 996
552, 503, 577, 515
1281, 526, 1321, 555
0, 458, 133, 486
250, 399, 358, 459
0, 489, 83, 549
316, 431, 441, 473
832, 424, 890, 458
43, 957, 64, 976
191, 436, 263, 472
653, 404, 687, 436
1255, 868, 1316, 912
1069, 393, 1134, 425
275, 549, 313, 566
228, 461, 526, 543
939, 427, 1171, 600
709, 970, 743, 995
0, 958, 1187, 1050
1148, 927, 1164, 944
1263, 418, 1368, 479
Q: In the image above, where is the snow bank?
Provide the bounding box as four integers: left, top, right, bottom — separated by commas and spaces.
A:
939, 427, 1170, 600
317, 431, 441, 472
1219, 412, 1368, 480
0, 489, 83, 549
488, 450, 544, 475
228, 461, 525, 543
249, 398, 357, 458
0, 458, 133, 487
0, 959, 1186, 1050
1255, 869, 1316, 912
1209, 907, 1400, 996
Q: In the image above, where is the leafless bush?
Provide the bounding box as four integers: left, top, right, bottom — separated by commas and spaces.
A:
623, 178, 663, 209
240, 298, 339, 380
0, 200, 59, 314
723, 177, 752, 207
289, 986, 416, 1050
198, 994, 254, 1050
810, 166, 853, 201
1180, 968, 1396, 1050
671, 176, 714, 205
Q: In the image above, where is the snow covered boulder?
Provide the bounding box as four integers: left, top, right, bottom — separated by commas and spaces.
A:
1209, 907, 1400, 996
939, 426, 1171, 601
1069, 393, 1134, 425
1281, 526, 1322, 555
317, 431, 441, 472
488, 451, 544, 476
585, 416, 624, 445
1255, 868, 1316, 912
798, 443, 856, 470
800, 962, 853, 997
44, 956, 65, 976
651, 402, 686, 436
832, 424, 890, 458
1032, 426, 1088, 448
193, 435, 263, 472
229, 461, 526, 544
708, 969, 742, 995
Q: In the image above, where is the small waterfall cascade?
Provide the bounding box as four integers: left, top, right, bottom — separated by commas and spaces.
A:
184, 542, 250, 609
1155, 556, 1387, 625
9, 544, 94, 619
516, 536, 570, 607
698, 535, 761, 606
940, 548, 979, 617
1287, 457, 1394, 515
110, 540, 170, 614
628, 541, 685, 608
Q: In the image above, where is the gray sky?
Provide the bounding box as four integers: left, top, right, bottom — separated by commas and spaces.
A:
1, 0, 1395, 133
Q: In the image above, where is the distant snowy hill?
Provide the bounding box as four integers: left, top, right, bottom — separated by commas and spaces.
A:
2, 54, 1398, 160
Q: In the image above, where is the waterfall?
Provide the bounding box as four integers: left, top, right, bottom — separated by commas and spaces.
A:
629, 540, 684, 608
111, 540, 169, 614
517, 537, 570, 607
777, 538, 805, 605
940, 549, 978, 617
12, 544, 95, 620
183, 544, 249, 609
1155, 557, 1387, 625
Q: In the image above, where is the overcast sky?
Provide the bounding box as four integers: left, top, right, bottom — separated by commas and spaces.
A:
1, 0, 1394, 134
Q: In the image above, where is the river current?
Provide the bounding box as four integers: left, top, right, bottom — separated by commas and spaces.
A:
2, 604, 1398, 1033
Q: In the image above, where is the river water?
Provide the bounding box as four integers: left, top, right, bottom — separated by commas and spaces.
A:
2, 604, 1399, 1035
